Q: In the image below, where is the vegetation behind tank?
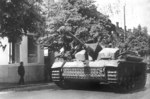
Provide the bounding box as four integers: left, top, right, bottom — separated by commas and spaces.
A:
38, 0, 149, 61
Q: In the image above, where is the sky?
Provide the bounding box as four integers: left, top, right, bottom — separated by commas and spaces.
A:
94, 0, 150, 34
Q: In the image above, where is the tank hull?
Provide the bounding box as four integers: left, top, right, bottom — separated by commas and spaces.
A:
51, 60, 147, 91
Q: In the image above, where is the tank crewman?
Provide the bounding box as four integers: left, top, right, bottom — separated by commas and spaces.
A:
108, 43, 112, 48
18, 62, 25, 85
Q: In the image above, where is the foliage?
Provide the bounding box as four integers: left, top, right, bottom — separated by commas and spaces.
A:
123, 25, 149, 56
0, 0, 44, 43
39, 0, 116, 51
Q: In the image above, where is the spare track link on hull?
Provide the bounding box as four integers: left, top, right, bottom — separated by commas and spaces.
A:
51, 68, 70, 89
51, 68, 62, 82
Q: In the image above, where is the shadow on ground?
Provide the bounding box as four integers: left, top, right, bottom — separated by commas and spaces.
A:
60, 83, 148, 94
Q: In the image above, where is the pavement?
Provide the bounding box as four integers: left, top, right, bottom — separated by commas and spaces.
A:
0, 81, 55, 91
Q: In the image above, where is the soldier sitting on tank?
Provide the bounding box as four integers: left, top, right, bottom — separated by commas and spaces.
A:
71, 44, 82, 55
74, 43, 102, 61
58, 42, 73, 60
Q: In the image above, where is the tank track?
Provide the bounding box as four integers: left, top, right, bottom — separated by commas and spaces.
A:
117, 63, 147, 92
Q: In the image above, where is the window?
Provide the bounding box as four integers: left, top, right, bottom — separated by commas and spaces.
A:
28, 37, 38, 63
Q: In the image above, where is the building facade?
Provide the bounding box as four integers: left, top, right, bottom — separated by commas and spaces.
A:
0, 36, 44, 83
0, 0, 68, 83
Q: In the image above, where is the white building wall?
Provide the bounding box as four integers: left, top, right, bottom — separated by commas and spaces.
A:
20, 36, 28, 65
0, 37, 9, 65
38, 45, 44, 64
0, 36, 45, 83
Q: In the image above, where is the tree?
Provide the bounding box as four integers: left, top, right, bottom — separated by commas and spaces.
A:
39, 0, 116, 51
0, 0, 44, 43
124, 25, 149, 56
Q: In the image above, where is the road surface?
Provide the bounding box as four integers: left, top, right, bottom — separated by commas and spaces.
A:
0, 74, 150, 99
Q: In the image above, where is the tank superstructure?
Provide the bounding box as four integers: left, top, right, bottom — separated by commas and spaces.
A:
51, 32, 147, 92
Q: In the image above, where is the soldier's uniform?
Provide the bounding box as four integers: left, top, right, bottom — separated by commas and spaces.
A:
18, 62, 25, 85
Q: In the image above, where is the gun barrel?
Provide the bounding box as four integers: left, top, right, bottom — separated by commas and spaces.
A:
67, 32, 86, 47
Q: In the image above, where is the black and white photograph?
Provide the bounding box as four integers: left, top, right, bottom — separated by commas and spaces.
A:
0, 0, 150, 99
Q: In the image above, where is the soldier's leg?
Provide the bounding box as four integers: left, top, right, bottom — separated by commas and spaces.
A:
19, 76, 22, 84
22, 76, 25, 84
20, 76, 24, 84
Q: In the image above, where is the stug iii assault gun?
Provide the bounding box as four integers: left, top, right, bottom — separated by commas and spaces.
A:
51, 32, 147, 92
